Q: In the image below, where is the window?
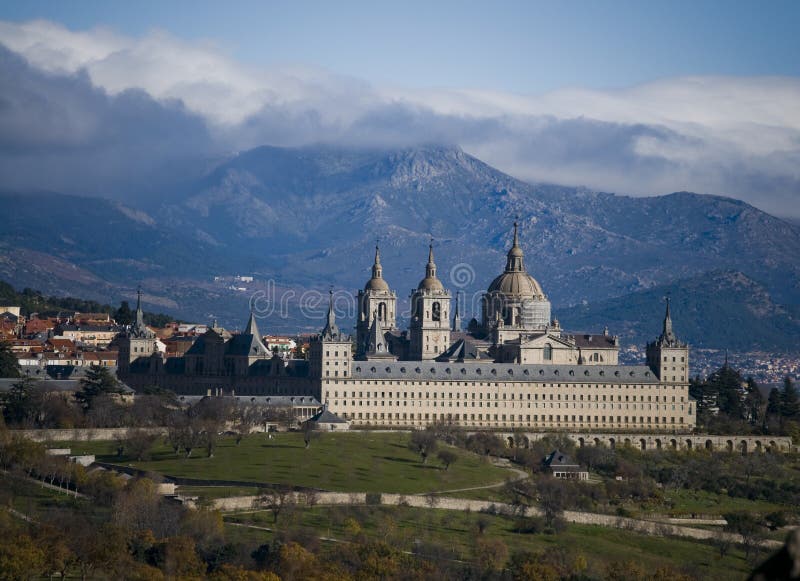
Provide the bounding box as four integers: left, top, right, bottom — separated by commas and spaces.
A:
432, 302, 441, 322
544, 343, 552, 361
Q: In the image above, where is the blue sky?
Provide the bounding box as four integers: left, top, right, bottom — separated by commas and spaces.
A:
3, 0, 798, 92
0, 1, 799, 216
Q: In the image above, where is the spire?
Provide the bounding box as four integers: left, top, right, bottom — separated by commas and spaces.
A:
505, 221, 525, 272
135, 286, 145, 328
244, 309, 260, 338
368, 312, 385, 353
452, 291, 462, 331
321, 289, 340, 340
426, 243, 437, 279
659, 297, 678, 345
372, 244, 383, 280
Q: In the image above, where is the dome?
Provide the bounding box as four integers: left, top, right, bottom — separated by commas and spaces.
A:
487, 271, 544, 298
418, 276, 444, 291
365, 276, 390, 292
364, 245, 391, 292
416, 244, 444, 291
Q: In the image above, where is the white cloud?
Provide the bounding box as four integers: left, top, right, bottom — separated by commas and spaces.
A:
1, 19, 799, 216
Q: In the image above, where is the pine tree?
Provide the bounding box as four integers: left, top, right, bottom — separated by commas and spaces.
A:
708, 365, 746, 420
744, 377, 764, 426
780, 377, 800, 420
766, 388, 782, 418
114, 301, 133, 326
0, 341, 20, 378
75, 365, 124, 410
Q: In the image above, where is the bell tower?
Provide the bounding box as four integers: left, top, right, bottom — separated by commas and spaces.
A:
646, 298, 689, 384
409, 244, 451, 360
356, 244, 397, 356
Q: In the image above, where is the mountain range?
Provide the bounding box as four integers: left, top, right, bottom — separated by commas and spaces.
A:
1, 144, 799, 351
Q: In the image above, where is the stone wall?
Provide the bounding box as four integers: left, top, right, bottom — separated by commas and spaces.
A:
10, 427, 168, 442
514, 432, 795, 453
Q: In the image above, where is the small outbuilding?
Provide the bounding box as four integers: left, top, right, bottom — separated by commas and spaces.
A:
543, 450, 589, 480
305, 404, 350, 431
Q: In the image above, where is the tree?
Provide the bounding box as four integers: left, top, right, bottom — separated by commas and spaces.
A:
256, 487, 295, 524
75, 365, 124, 411
0, 376, 41, 427
780, 377, 800, 420
437, 449, 458, 470
0, 341, 20, 378
409, 429, 438, 464
536, 477, 567, 528
724, 511, 766, 564
114, 301, 133, 326
0, 532, 47, 581
766, 387, 782, 427
744, 377, 764, 426
708, 364, 746, 420
474, 537, 509, 574
123, 428, 160, 461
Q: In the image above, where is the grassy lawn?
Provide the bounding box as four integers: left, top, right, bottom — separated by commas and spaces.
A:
0, 473, 96, 521
177, 485, 261, 499
225, 505, 757, 580
60, 432, 514, 494
656, 488, 786, 517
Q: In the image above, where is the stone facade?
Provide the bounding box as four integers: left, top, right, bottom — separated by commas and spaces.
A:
117, 223, 698, 434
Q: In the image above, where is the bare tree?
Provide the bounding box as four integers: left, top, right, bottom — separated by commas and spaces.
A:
257, 487, 296, 524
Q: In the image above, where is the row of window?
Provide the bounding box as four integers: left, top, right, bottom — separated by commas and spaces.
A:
337, 412, 685, 424
329, 390, 685, 403
335, 400, 686, 412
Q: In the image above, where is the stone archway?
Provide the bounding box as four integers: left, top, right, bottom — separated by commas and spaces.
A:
655, 439, 662, 450
578, 437, 585, 448
726, 440, 734, 452
670, 439, 677, 449
685, 439, 693, 450
609, 438, 616, 450
640, 438, 647, 451
740, 441, 748, 455
754, 441, 762, 453
705, 440, 713, 451
594, 437, 601, 447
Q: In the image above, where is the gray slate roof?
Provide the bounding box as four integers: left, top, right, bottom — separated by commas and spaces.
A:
175, 394, 321, 407
0, 378, 134, 394
350, 362, 658, 383
309, 406, 347, 424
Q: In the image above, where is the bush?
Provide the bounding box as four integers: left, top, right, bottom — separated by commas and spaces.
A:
365, 492, 382, 506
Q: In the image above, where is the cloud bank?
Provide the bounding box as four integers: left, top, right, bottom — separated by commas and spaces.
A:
1, 19, 799, 216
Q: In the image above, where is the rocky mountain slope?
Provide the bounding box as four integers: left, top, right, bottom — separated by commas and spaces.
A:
2, 144, 799, 349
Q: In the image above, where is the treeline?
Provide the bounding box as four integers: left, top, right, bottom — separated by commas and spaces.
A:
689, 364, 799, 437
0, 279, 176, 326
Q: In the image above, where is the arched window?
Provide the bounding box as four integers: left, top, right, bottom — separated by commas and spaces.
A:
432, 302, 441, 321
378, 302, 387, 321
544, 343, 553, 361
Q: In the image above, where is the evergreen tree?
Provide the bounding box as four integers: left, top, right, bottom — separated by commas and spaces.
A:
708, 364, 746, 420
0, 341, 20, 378
0, 376, 41, 426
766, 388, 782, 418
743, 377, 764, 426
75, 366, 124, 410
114, 301, 133, 326
780, 377, 800, 420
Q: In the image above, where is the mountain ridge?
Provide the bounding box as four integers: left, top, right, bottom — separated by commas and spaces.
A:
1, 144, 799, 350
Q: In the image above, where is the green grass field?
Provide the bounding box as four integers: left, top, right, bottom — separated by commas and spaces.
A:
63, 432, 514, 494
657, 488, 786, 517
225, 505, 757, 580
